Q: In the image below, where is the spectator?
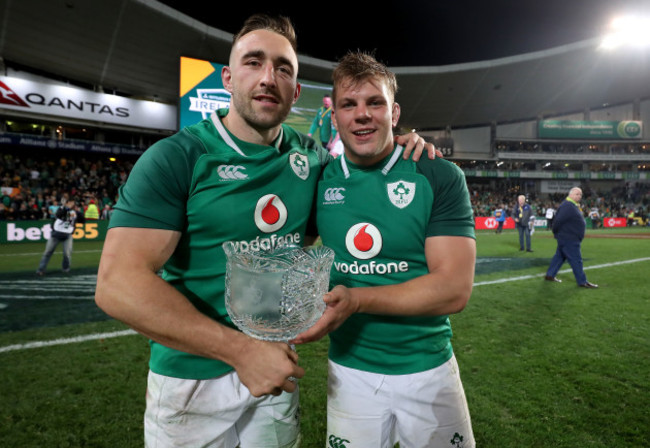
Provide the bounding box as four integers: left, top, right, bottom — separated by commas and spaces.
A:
545, 203, 556, 230
494, 203, 506, 233
36, 199, 85, 276
513, 194, 533, 252
588, 207, 600, 229
84, 199, 100, 220
545, 187, 598, 288
308, 94, 337, 150
100, 203, 113, 220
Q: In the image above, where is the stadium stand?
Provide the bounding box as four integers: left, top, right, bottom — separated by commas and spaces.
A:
1, 0, 649, 225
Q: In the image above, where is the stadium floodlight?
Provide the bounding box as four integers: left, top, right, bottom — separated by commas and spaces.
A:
600, 15, 650, 49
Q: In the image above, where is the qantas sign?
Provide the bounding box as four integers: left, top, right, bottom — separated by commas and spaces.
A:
0, 75, 176, 131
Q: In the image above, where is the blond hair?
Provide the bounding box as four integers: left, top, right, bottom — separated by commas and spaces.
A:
332, 51, 397, 104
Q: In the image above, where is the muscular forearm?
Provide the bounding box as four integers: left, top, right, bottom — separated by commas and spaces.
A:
354, 236, 475, 316
352, 269, 473, 317
290, 267, 473, 345
95, 259, 250, 364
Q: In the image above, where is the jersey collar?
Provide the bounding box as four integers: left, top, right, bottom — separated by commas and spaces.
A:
566, 197, 581, 208
210, 110, 283, 157
339, 144, 404, 179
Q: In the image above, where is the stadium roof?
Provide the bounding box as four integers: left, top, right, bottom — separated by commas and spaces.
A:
1, 0, 650, 131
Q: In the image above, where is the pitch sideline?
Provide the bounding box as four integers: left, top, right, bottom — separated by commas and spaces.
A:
2, 257, 649, 354
474, 256, 650, 286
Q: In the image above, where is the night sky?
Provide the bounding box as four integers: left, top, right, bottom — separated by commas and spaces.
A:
159, 0, 650, 66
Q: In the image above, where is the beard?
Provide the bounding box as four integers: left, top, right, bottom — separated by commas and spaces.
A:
229, 87, 293, 132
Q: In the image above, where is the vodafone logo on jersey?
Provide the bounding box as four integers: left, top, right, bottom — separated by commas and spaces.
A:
254, 194, 288, 233
336, 223, 409, 275
0, 80, 29, 107
345, 223, 382, 260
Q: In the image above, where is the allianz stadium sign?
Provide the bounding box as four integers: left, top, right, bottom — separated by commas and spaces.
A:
0, 75, 176, 131
538, 120, 643, 140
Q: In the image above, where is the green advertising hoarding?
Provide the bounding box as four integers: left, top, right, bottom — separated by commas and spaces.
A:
538, 120, 642, 139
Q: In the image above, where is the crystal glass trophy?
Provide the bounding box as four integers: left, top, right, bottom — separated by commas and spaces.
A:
223, 242, 335, 341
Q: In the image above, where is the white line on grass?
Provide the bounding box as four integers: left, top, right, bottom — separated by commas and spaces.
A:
0, 329, 138, 353
473, 257, 650, 286
2, 257, 649, 354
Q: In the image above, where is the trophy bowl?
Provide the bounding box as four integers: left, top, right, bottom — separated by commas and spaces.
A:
223, 242, 335, 341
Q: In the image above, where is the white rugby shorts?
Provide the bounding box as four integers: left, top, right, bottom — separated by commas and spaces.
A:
144, 370, 300, 448
327, 356, 475, 448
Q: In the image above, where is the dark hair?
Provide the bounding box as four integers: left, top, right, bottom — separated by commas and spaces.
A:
232, 14, 297, 52
332, 51, 397, 104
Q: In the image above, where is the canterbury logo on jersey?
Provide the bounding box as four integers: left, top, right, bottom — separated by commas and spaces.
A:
334, 223, 410, 275
217, 165, 248, 180
323, 187, 345, 203
328, 435, 350, 448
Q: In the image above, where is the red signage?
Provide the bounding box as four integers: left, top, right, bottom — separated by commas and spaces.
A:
0, 80, 30, 107
603, 217, 627, 228
475, 217, 516, 230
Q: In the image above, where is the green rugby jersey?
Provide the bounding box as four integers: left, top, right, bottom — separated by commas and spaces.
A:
109, 109, 330, 379
316, 145, 475, 375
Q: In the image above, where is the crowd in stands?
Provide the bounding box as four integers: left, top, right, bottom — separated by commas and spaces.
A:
469, 182, 650, 226
496, 141, 650, 155
2, 148, 649, 227
1, 149, 135, 222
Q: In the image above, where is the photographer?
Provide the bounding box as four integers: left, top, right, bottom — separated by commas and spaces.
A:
36, 199, 85, 276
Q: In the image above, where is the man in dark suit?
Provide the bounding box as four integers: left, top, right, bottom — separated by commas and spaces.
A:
544, 187, 598, 288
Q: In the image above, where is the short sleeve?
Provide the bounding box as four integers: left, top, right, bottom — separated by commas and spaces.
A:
109, 135, 198, 231
417, 158, 475, 239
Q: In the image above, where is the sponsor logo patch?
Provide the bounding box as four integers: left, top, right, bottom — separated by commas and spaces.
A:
345, 223, 382, 260
328, 435, 350, 448
323, 187, 345, 204
217, 165, 248, 180
254, 194, 288, 233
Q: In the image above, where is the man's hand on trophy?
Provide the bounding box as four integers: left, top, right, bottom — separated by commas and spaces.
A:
230, 338, 304, 397
290, 285, 359, 345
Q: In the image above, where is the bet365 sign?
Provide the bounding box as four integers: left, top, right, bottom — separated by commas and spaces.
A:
1, 220, 108, 243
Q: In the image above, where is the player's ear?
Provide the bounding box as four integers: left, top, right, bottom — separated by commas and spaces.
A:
331, 110, 339, 131
391, 102, 401, 127
222, 66, 233, 93
292, 82, 301, 105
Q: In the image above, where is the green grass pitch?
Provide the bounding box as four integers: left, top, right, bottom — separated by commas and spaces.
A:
0, 227, 648, 447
